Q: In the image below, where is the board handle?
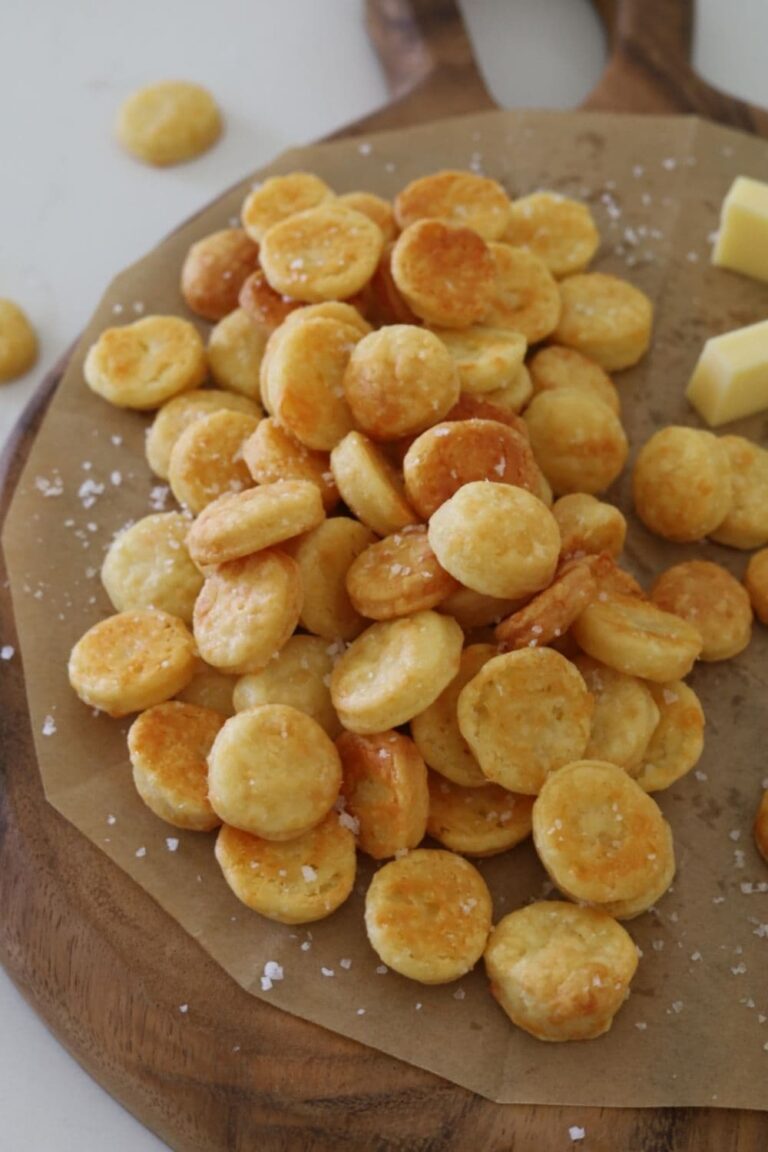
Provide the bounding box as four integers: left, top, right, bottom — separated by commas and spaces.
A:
361, 0, 768, 136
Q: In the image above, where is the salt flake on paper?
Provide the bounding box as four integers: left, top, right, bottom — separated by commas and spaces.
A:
0, 645, 14, 660
569, 1128, 586, 1142
42, 715, 56, 736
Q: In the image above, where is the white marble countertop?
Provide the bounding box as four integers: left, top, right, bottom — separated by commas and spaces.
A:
1, 1, 767, 1148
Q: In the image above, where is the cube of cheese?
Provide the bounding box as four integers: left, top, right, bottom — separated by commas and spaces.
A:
686, 319, 768, 426
713, 177, 768, 282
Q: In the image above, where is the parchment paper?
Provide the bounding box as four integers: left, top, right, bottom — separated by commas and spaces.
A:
4, 109, 768, 1109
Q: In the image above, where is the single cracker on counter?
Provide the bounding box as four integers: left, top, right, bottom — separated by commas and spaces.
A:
427, 773, 534, 857
457, 647, 592, 794
364, 849, 493, 983
127, 701, 224, 830
484, 902, 638, 1042
0, 298, 38, 382
116, 81, 222, 166
336, 729, 429, 859
233, 634, 340, 739
215, 814, 356, 924
208, 705, 341, 840
101, 511, 202, 623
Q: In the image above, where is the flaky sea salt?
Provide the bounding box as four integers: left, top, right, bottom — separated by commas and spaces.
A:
42, 715, 56, 736
166, 837, 179, 852
0, 645, 14, 660
569, 1128, 586, 1143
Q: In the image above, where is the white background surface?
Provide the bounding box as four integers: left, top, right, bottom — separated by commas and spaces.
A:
1, 2, 767, 1148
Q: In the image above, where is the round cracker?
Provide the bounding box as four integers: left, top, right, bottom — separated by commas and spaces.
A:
331, 431, 419, 537
346, 525, 458, 620
365, 849, 492, 983
634, 681, 705, 793
0, 298, 38, 382
186, 480, 324, 566
391, 219, 495, 328
554, 272, 653, 371
572, 592, 702, 682
427, 773, 534, 857
260, 203, 383, 302
241, 172, 335, 242
84, 315, 207, 410
745, 548, 768, 625
337, 729, 429, 859
101, 511, 202, 623
574, 655, 660, 775
180, 229, 260, 321
208, 705, 341, 840
632, 426, 732, 543
528, 345, 620, 414
243, 417, 338, 512
116, 81, 221, 166
394, 169, 511, 240
147, 388, 260, 480
502, 192, 600, 278
168, 408, 259, 514
650, 560, 752, 662
495, 557, 597, 651
290, 517, 377, 641
233, 634, 340, 739
552, 493, 627, 559
483, 243, 561, 343
524, 389, 628, 497
709, 435, 768, 550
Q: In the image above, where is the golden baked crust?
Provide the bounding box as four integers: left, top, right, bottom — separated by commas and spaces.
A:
330, 610, 463, 734
709, 435, 768, 549
431, 326, 527, 395
233, 634, 340, 738
346, 525, 458, 620
523, 389, 628, 497
176, 661, 236, 716
192, 549, 302, 674
554, 272, 652, 371
552, 493, 627, 559
238, 268, 302, 331
289, 516, 376, 641
215, 815, 355, 924
208, 705, 341, 840
0, 298, 38, 382
495, 557, 597, 651
632, 426, 733, 543
502, 192, 600, 278
457, 648, 592, 794
168, 408, 259, 514
572, 592, 703, 682
650, 560, 752, 662
633, 681, 705, 793
343, 325, 459, 440
265, 315, 359, 450
364, 848, 492, 983
391, 220, 495, 328
243, 417, 338, 512
146, 389, 260, 480
754, 791, 768, 865
101, 511, 202, 623
411, 644, 496, 788
484, 902, 638, 1041
483, 244, 561, 343
394, 169, 510, 239
338, 191, 397, 243
427, 773, 534, 857
528, 345, 619, 414
574, 655, 660, 775
437, 589, 521, 632
128, 701, 224, 830
337, 729, 429, 859
180, 229, 260, 321
241, 172, 334, 242
403, 419, 543, 519
745, 548, 768, 624
533, 760, 675, 915
84, 315, 207, 410
260, 204, 383, 302
68, 610, 196, 717
116, 81, 222, 166
427, 481, 560, 599
186, 480, 324, 566
331, 431, 419, 536
209, 307, 268, 400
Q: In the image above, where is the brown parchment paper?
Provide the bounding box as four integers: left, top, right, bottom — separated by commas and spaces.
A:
4, 109, 768, 1109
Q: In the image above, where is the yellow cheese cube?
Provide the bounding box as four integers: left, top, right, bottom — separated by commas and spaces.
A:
713, 177, 768, 282
686, 319, 768, 426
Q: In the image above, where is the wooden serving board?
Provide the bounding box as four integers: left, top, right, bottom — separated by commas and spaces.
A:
2, 3, 768, 1149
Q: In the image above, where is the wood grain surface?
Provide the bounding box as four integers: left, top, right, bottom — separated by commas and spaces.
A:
2, 2, 768, 1150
